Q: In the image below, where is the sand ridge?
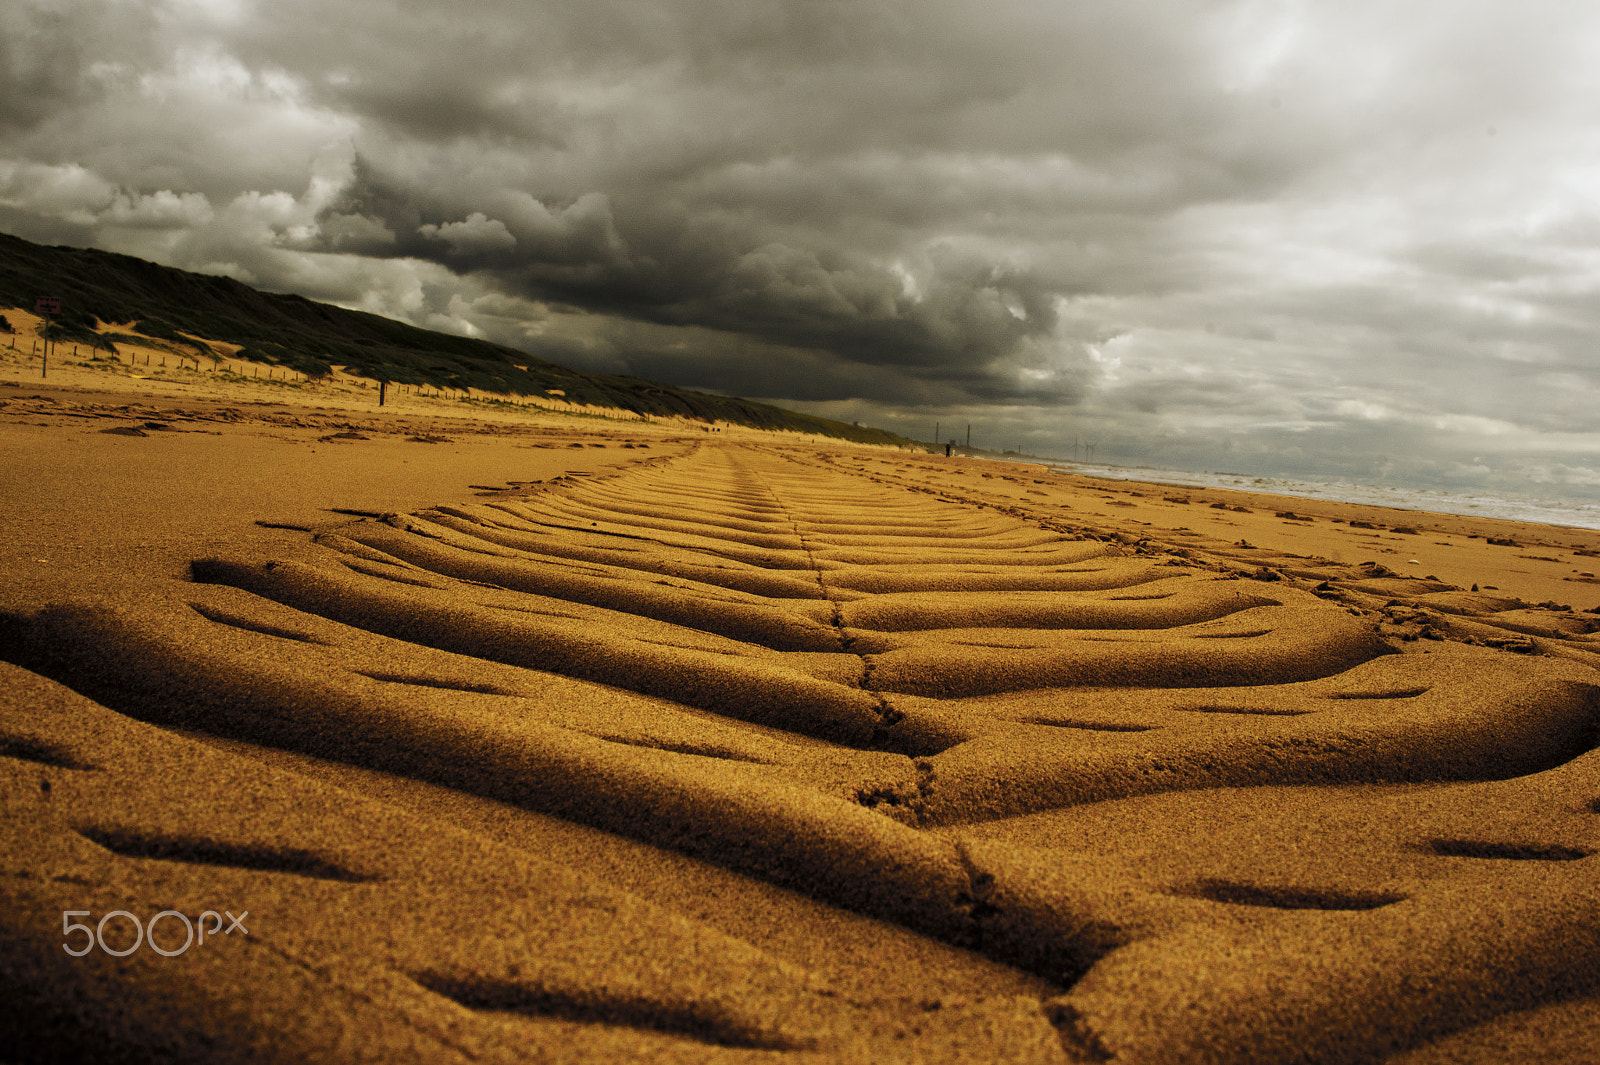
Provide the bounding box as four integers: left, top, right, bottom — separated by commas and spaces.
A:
3, 384, 1600, 1062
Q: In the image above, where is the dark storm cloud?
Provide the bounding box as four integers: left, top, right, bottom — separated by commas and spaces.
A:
202, 0, 1285, 402
2, 0, 1286, 404
6, 0, 1600, 494
0, 1, 154, 134
313, 149, 1088, 400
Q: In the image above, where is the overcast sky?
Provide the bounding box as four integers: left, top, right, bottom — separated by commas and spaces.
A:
4, 0, 1600, 498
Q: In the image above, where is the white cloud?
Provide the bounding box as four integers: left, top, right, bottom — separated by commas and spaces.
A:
102, 189, 215, 228
0, 160, 115, 225
419, 211, 517, 256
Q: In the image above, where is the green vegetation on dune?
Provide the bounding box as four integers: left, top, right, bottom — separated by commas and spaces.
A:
0, 231, 915, 446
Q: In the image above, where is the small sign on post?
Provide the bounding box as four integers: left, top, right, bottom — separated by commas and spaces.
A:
35, 297, 61, 379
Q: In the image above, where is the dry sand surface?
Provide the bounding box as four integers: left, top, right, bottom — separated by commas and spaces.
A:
3, 367, 1600, 1063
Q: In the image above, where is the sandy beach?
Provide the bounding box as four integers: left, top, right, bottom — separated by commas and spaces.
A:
3, 361, 1599, 1063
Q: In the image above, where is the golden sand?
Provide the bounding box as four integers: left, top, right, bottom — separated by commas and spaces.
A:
2, 368, 1598, 1063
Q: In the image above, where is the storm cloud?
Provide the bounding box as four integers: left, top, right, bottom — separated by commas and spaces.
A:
5, 0, 1600, 496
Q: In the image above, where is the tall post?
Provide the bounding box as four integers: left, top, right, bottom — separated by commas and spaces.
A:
35, 296, 61, 379
378, 380, 387, 407
966, 423, 971, 449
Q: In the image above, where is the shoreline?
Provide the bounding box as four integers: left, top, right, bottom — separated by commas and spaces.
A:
1039, 460, 1600, 534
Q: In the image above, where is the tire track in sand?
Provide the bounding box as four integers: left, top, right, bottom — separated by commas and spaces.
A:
6, 441, 1600, 1063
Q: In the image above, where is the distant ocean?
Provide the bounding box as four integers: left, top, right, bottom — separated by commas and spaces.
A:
1035, 460, 1600, 532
